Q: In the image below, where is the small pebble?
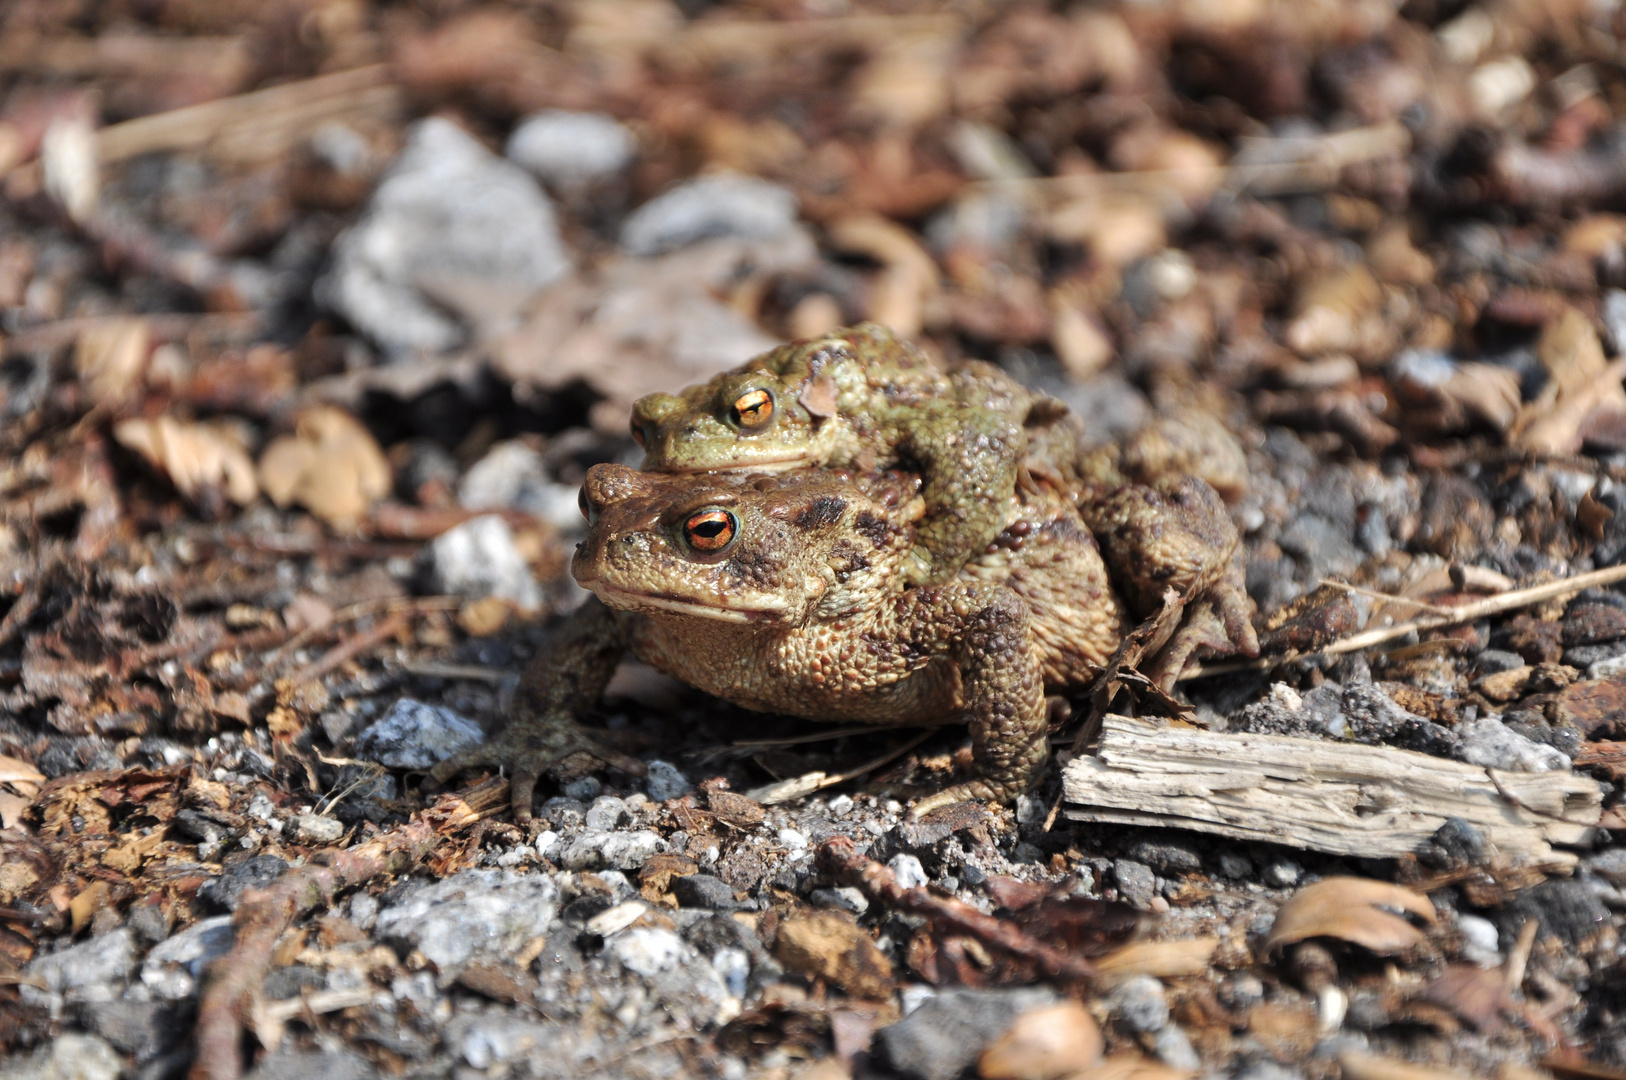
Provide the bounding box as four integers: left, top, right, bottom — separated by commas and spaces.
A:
562, 776, 603, 802
1108, 976, 1169, 1034
978, 1000, 1104, 1080
1457, 913, 1502, 967
827, 794, 854, 816
1216, 852, 1253, 880
1112, 859, 1157, 908
1152, 1024, 1201, 1070
354, 699, 482, 771
1586, 847, 1626, 886
810, 887, 869, 915
643, 760, 691, 802
291, 813, 344, 844
889, 853, 928, 890
585, 796, 628, 831
1264, 859, 1302, 888
778, 827, 808, 852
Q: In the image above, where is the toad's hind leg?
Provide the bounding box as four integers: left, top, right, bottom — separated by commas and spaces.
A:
908, 583, 1047, 816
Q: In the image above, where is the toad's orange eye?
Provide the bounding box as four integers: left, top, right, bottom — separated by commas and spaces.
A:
683, 509, 737, 552
730, 389, 774, 429
578, 487, 593, 521
630, 420, 646, 447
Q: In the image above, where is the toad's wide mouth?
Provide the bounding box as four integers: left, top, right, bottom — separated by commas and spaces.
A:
654, 453, 811, 475
583, 581, 789, 624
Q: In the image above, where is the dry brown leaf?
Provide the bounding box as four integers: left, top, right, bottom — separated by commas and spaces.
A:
1285, 265, 1389, 360
1366, 222, 1435, 286
826, 213, 940, 338
458, 596, 512, 637
1045, 192, 1166, 269
1265, 877, 1436, 954
1049, 295, 1114, 381
1070, 1052, 1195, 1080
1337, 1050, 1475, 1080
259, 406, 390, 531
75, 317, 150, 406
774, 909, 894, 1000
114, 415, 259, 508
1514, 307, 1626, 455
0, 792, 30, 829
1094, 937, 1219, 986
68, 880, 110, 935
1416, 963, 1513, 1034
978, 1000, 1103, 1080
0, 754, 45, 786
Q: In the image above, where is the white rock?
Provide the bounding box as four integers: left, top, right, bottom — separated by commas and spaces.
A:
778, 827, 807, 852
292, 813, 345, 844
620, 172, 798, 255
611, 927, 686, 977
561, 829, 664, 871
141, 917, 235, 1001
888, 853, 928, 890
23, 929, 136, 1011
354, 698, 484, 771
585, 796, 629, 831
425, 514, 543, 612
1458, 913, 1503, 967
7, 1032, 121, 1080
1590, 654, 1626, 681
375, 870, 559, 982
319, 117, 570, 355
507, 110, 636, 192
1455, 718, 1569, 772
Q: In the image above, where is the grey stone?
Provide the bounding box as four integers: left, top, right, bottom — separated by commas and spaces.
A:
458, 441, 581, 533
1113, 859, 1157, 908
142, 916, 236, 1001
5, 1033, 122, 1080
319, 117, 570, 355
506, 110, 636, 192
561, 775, 603, 802
1129, 839, 1203, 876
644, 759, 692, 802
375, 869, 559, 982
23, 928, 136, 1008
1586, 847, 1626, 886
1153, 1024, 1200, 1070
610, 926, 688, 976
1215, 852, 1253, 880
1109, 975, 1170, 1033
453, 1013, 555, 1070
424, 514, 543, 611
620, 172, 798, 255
1420, 817, 1485, 868
1564, 641, 1626, 668
247, 1048, 377, 1080
1455, 718, 1569, 772
585, 795, 629, 831
671, 873, 741, 910
1604, 289, 1626, 356
1263, 859, 1302, 888
354, 698, 483, 771
1341, 684, 1458, 756
1233, 1061, 1307, 1080
810, 886, 869, 915
291, 813, 344, 844
873, 986, 1056, 1080
196, 854, 288, 913
1476, 649, 1527, 674
82, 999, 192, 1061
560, 829, 663, 871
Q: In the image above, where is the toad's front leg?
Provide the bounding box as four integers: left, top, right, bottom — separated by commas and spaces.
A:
903, 582, 1048, 815
427, 598, 645, 821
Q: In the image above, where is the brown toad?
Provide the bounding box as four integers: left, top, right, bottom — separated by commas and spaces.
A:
431, 461, 1256, 818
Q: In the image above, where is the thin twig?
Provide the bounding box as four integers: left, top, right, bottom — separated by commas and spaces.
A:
1182, 563, 1626, 681
284, 610, 409, 689
189, 819, 437, 1080
818, 836, 1097, 986
1316, 579, 1457, 616
746, 730, 936, 805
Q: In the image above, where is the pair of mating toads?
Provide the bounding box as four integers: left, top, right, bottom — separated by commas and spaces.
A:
433, 324, 1259, 819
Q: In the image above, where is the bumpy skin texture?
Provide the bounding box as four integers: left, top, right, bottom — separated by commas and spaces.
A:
631, 323, 1058, 585
433, 457, 1259, 818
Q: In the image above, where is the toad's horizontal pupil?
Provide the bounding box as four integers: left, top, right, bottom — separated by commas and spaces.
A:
694, 520, 726, 536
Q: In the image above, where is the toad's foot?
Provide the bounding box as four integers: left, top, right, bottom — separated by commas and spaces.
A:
1083, 477, 1259, 676
426, 712, 646, 823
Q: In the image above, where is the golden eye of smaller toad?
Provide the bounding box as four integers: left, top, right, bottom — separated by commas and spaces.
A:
630, 420, 646, 447
684, 509, 737, 551
731, 389, 774, 429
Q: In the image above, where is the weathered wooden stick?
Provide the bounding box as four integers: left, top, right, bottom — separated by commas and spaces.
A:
1062, 716, 1603, 863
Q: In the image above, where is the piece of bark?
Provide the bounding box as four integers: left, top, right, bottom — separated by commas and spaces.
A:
1062, 716, 1601, 864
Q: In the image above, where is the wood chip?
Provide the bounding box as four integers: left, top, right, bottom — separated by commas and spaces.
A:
1062, 716, 1601, 863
